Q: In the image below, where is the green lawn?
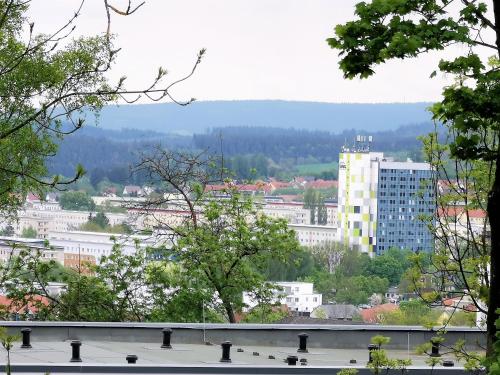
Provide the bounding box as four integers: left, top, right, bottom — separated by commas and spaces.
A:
294, 162, 338, 177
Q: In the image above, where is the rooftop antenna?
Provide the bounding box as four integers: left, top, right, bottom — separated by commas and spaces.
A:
352, 135, 373, 152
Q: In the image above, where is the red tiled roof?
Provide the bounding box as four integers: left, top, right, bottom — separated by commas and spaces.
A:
26, 192, 40, 201
270, 181, 292, 189
204, 185, 227, 192
442, 298, 454, 307
205, 183, 271, 193
438, 207, 486, 219
0, 295, 50, 314
305, 180, 338, 189
360, 304, 398, 324
464, 303, 478, 312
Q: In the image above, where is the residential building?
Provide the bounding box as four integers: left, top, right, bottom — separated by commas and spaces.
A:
337, 136, 434, 255
48, 230, 162, 263
0, 237, 65, 264
359, 303, 399, 323
15, 208, 129, 239
243, 281, 322, 314
325, 203, 338, 227
385, 286, 401, 304
262, 202, 310, 225
288, 224, 337, 247
123, 185, 144, 197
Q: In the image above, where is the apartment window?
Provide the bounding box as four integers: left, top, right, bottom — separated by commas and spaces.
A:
354, 206, 361, 213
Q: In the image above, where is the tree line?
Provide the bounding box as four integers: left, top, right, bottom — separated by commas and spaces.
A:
47, 123, 433, 188
194, 124, 432, 163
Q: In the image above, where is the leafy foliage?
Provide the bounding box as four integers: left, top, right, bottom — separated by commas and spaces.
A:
309, 245, 411, 305
304, 188, 328, 224
172, 189, 299, 322
59, 191, 96, 211
0, 327, 19, 375
329, 0, 500, 357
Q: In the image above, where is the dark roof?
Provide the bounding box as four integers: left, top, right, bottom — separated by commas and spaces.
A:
314, 304, 359, 320
276, 316, 364, 325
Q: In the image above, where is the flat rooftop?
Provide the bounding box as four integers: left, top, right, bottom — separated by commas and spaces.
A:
0, 322, 485, 374
4, 341, 468, 374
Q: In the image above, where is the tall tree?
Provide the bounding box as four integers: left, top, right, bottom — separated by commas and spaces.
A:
303, 188, 327, 225
133, 149, 300, 323
0, 0, 203, 217
328, 0, 500, 354
310, 241, 346, 274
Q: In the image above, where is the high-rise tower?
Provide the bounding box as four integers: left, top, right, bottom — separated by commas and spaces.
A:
337, 136, 434, 255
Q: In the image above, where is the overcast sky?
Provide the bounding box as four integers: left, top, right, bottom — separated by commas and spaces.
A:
28, 0, 468, 104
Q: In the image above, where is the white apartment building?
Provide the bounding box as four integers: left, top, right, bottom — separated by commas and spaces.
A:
288, 224, 337, 247
91, 196, 148, 207
48, 230, 161, 263
262, 202, 310, 225
25, 200, 61, 211
0, 237, 65, 264
325, 203, 338, 227
243, 281, 322, 314
16, 209, 129, 239
262, 202, 337, 227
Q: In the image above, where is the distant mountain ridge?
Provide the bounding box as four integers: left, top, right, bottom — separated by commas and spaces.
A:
95, 100, 433, 134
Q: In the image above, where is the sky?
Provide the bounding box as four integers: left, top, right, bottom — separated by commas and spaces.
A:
28, 0, 469, 104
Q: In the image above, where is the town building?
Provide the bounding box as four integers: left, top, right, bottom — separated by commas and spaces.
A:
288, 224, 337, 247
243, 281, 322, 315
338, 136, 434, 255
0, 237, 65, 264
262, 202, 310, 225
15, 208, 129, 239
48, 230, 161, 264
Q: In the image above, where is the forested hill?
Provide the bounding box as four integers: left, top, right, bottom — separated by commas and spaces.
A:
48, 122, 433, 183
193, 123, 434, 163
97, 101, 433, 134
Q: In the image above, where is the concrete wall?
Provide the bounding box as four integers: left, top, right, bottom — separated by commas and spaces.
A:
3, 364, 470, 375
2, 322, 485, 351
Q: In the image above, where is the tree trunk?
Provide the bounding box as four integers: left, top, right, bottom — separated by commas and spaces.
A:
224, 301, 236, 323
487, 0, 500, 356
486, 155, 500, 356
